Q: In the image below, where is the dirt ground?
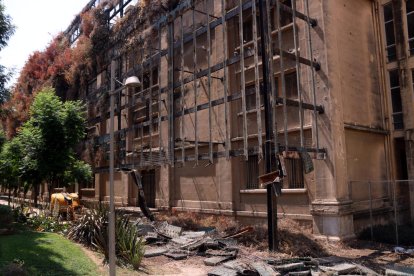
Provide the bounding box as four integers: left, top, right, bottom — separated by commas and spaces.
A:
2, 199, 413, 275
83, 211, 414, 275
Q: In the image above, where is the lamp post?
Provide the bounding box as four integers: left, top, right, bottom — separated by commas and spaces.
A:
109, 60, 140, 276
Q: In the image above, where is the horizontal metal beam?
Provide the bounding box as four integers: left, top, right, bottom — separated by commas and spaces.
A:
274, 0, 317, 27
93, 145, 326, 172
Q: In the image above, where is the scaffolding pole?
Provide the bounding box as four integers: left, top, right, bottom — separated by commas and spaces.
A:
292, 0, 304, 148
192, 5, 199, 165
239, 0, 248, 160
304, 0, 319, 151
276, 0, 288, 149
222, 0, 230, 159
180, 15, 186, 165
206, 0, 213, 164
259, 0, 278, 250
158, 23, 163, 162
252, 0, 263, 161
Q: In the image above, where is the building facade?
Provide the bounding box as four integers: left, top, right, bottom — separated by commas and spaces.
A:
63, 0, 414, 239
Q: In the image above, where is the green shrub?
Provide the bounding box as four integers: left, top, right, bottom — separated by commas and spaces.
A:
0, 205, 13, 228
67, 205, 145, 270
116, 216, 145, 270
67, 203, 108, 247
28, 214, 69, 233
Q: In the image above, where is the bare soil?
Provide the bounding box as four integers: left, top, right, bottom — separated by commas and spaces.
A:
82, 211, 414, 275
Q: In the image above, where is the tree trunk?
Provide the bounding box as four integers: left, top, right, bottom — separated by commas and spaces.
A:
7, 189, 11, 206
33, 185, 39, 207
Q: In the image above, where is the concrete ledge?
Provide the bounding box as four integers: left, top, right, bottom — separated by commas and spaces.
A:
235, 210, 313, 221
240, 188, 308, 194
173, 200, 233, 210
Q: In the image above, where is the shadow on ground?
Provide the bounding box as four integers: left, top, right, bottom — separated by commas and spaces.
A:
0, 230, 97, 276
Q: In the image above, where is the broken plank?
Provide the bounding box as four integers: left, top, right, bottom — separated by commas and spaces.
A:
223, 260, 257, 275
353, 264, 379, 275
274, 263, 305, 273
204, 256, 235, 266
206, 249, 238, 257
208, 266, 239, 276
251, 262, 280, 276
163, 250, 188, 260
385, 265, 414, 276
319, 263, 357, 275
144, 247, 168, 257
288, 270, 311, 276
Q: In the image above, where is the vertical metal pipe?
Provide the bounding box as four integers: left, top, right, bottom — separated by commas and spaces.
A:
239, 0, 248, 160
266, 0, 278, 155
221, 0, 230, 159
292, 0, 304, 148
168, 22, 175, 165
276, 0, 288, 149
109, 60, 116, 276
258, 0, 277, 250
180, 15, 185, 164
149, 40, 153, 165
393, 180, 399, 245
140, 44, 145, 167
158, 23, 163, 163
206, 0, 213, 164
193, 5, 199, 165
252, 0, 263, 161
304, 0, 319, 150
368, 181, 373, 241
140, 124, 144, 167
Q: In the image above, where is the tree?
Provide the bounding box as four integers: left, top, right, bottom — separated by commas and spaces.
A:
0, 137, 23, 205
15, 87, 92, 205
0, 0, 15, 105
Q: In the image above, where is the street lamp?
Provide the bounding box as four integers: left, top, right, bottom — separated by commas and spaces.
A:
109, 60, 140, 276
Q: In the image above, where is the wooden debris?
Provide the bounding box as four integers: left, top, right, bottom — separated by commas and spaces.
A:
182, 231, 206, 238
223, 260, 257, 275
171, 236, 194, 245
181, 237, 208, 251
222, 226, 253, 239
204, 239, 220, 249
144, 247, 168, 257
251, 262, 280, 276
385, 265, 414, 276
208, 266, 238, 276
206, 249, 237, 258
155, 221, 182, 238
204, 256, 235, 266
353, 264, 379, 275
216, 238, 237, 247
288, 270, 311, 276
274, 262, 305, 273
319, 263, 356, 274
164, 249, 188, 260
144, 231, 159, 242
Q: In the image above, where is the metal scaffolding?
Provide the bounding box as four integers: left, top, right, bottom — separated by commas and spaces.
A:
68, 0, 325, 252
80, 0, 324, 170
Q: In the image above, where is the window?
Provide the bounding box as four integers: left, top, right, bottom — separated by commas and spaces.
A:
278, 0, 293, 27
244, 153, 304, 189
245, 84, 264, 111
246, 155, 259, 189
275, 72, 298, 99
384, 3, 397, 62
389, 70, 404, 130
406, 0, 414, 55
284, 158, 304, 188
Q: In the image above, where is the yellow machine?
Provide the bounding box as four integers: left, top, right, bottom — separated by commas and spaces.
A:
50, 192, 81, 220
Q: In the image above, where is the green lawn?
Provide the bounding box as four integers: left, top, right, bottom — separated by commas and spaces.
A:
0, 229, 101, 276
